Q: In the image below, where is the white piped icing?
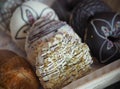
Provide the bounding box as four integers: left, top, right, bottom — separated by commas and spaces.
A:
25, 20, 93, 89
10, 1, 58, 50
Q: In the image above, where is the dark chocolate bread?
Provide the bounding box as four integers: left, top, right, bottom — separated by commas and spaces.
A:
70, 0, 111, 41
85, 12, 120, 63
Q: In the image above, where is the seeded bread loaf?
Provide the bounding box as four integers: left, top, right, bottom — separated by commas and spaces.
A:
25, 19, 93, 89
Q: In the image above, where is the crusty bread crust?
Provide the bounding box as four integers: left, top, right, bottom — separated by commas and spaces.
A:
0, 50, 40, 89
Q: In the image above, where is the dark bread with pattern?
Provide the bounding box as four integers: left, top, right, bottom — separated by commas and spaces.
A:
70, 0, 111, 41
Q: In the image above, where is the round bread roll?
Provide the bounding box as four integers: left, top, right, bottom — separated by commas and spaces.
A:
0, 50, 40, 89
25, 19, 93, 89
85, 12, 120, 63
0, 0, 42, 34
10, 1, 58, 50
70, 0, 111, 41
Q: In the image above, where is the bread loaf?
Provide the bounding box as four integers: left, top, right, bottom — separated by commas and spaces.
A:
25, 19, 93, 89
0, 50, 40, 89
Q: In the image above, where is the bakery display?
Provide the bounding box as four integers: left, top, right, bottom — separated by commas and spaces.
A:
85, 12, 120, 63
70, 0, 111, 41
25, 19, 93, 89
10, 1, 58, 50
0, 50, 40, 89
0, 0, 119, 89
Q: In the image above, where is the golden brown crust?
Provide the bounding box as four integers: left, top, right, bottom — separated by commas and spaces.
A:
0, 50, 40, 89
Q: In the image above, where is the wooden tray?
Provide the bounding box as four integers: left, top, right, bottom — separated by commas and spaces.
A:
63, 59, 120, 89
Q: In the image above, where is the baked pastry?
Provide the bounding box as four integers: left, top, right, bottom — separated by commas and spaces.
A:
0, 50, 40, 89
10, 1, 58, 50
70, 0, 111, 41
0, 0, 48, 35
85, 12, 120, 63
25, 19, 93, 89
